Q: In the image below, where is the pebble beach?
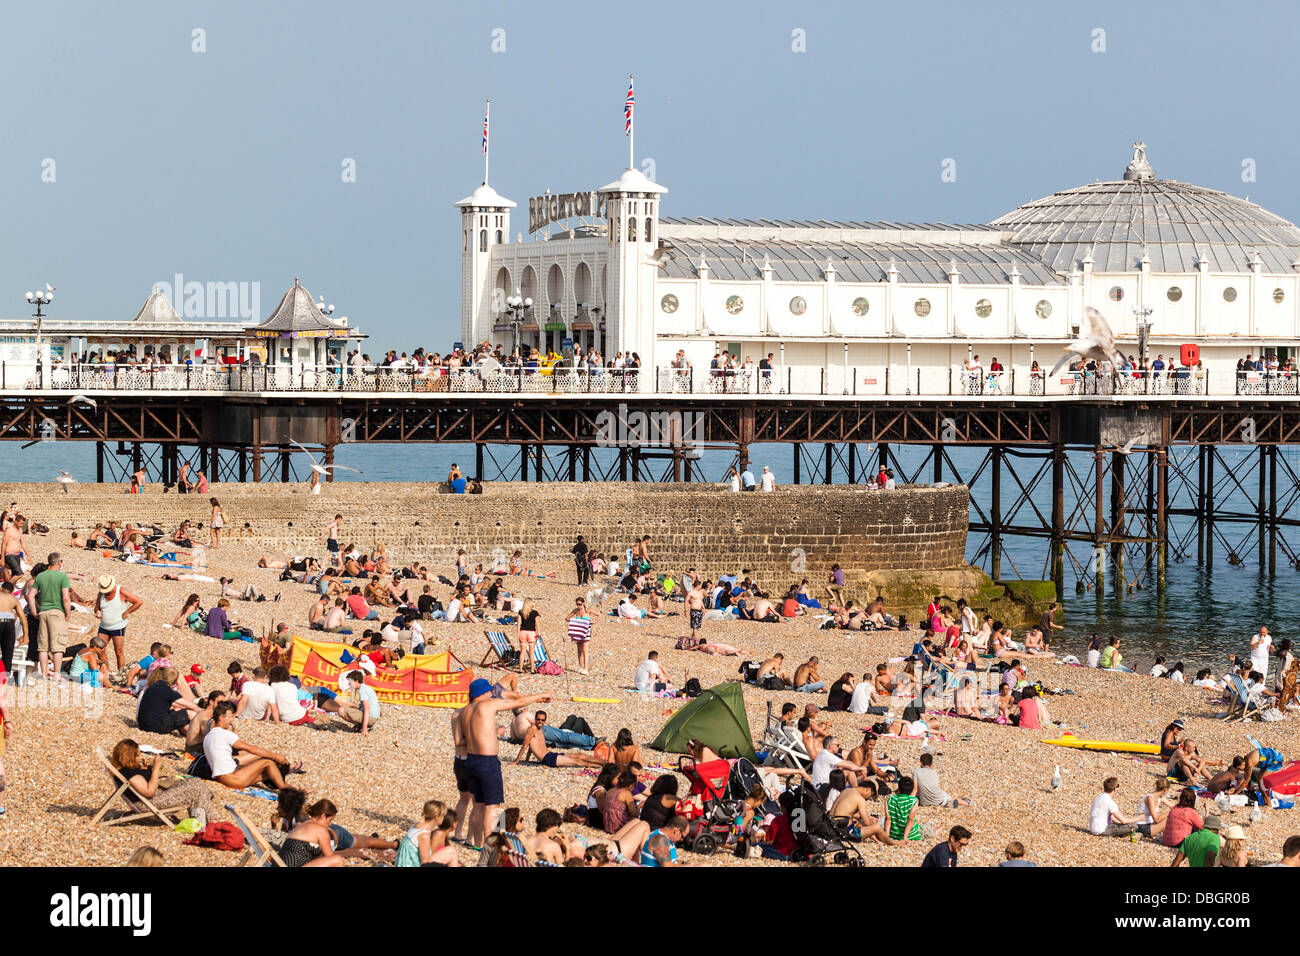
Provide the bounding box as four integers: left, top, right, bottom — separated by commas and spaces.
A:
2, 521, 1297, 868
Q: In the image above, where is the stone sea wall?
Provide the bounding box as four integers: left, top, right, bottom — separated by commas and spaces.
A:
3, 481, 968, 597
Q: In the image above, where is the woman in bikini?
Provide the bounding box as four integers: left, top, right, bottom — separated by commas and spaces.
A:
209, 498, 224, 548
612, 729, 641, 768
517, 599, 541, 674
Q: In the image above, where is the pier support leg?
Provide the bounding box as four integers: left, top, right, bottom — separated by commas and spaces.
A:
569, 445, 579, 483
1094, 449, 1106, 596
1051, 443, 1064, 600
1258, 444, 1267, 568
323, 443, 335, 482
246, 448, 254, 483
793, 445, 801, 485
476, 443, 484, 481
1156, 447, 1168, 595
520, 444, 529, 482
933, 443, 943, 483
824, 443, 833, 485
281, 449, 291, 483
878, 443, 890, 476
847, 443, 856, 484
534, 445, 544, 483
1197, 445, 1206, 565
1269, 444, 1278, 577
96, 442, 105, 483
990, 445, 1003, 581
1111, 451, 1125, 599
1205, 447, 1215, 568
582, 446, 591, 482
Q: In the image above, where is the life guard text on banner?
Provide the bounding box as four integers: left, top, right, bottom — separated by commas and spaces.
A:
288, 637, 474, 708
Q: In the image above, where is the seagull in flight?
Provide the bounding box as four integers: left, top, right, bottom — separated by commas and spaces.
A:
1103, 436, 1142, 456
289, 440, 362, 478
585, 584, 616, 608
56, 470, 77, 493
644, 245, 676, 270
67, 394, 97, 409
1049, 306, 1125, 377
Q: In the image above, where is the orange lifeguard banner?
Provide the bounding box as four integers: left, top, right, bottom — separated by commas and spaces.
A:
289, 637, 474, 709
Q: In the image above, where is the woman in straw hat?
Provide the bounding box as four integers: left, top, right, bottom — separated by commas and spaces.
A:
95, 574, 143, 671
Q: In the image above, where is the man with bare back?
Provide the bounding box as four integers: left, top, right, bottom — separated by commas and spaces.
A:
456, 678, 550, 847
1, 519, 26, 581
514, 711, 605, 769
686, 582, 705, 642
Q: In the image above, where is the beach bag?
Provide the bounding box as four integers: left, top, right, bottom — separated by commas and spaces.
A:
182, 822, 245, 852
592, 741, 612, 764
762, 676, 784, 691
537, 660, 563, 676
684, 677, 703, 698
739, 660, 761, 682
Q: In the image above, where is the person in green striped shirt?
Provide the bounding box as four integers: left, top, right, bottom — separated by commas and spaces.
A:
886, 777, 924, 841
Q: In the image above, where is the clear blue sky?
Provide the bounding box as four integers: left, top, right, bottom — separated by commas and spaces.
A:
4, 0, 1299, 350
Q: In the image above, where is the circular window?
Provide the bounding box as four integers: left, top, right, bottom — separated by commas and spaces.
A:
914, 298, 931, 317
789, 296, 807, 316
1035, 299, 1053, 319
660, 294, 678, 314
1109, 286, 1125, 302
1167, 286, 1182, 303
1274, 288, 1286, 304
725, 295, 744, 315
852, 297, 870, 316
974, 299, 993, 318
1223, 287, 1238, 303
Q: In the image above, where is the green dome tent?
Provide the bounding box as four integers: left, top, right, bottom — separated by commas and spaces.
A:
650, 681, 757, 763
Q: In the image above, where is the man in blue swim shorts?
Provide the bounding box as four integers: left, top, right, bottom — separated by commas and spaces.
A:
455, 676, 551, 847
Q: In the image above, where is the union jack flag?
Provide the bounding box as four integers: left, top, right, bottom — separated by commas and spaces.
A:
624, 78, 634, 135
482, 104, 489, 154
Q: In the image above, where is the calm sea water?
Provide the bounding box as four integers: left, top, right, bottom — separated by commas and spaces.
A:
5, 439, 1293, 672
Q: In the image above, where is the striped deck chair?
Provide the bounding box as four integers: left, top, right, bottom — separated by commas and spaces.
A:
1224, 674, 1263, 721
226, 803, 287, 867
480, 629, 520, 670
502, 831, 562, 867
530, 635, 553, 670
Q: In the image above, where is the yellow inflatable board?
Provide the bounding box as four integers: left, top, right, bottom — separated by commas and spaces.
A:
1042, 736, 1160, 755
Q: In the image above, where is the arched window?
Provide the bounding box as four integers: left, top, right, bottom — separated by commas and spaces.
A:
479, 230, 487, 253
627, 217, 637, 241
644, 217, 652, 243
463, 231, 467, 252
495, 230, 503, 245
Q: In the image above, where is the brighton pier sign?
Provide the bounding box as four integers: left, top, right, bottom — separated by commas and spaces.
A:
528, 191, 608, 234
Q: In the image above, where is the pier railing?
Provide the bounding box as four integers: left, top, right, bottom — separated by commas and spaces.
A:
0, 361, 1225, 398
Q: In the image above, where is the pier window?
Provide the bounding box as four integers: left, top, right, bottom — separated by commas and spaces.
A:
914, 298, 931, 317
479, 230, 487, 252
725, 295, 744, 315
789, 296, 807, 315
1035, 300, 1052, 318
974, 298, 992, 318
1167, 286, 1182, 302
852, 297, 870, 316
1223, 287, 1238, 302
645, 218, 653, 243
1108, 286, 1124, 302
1274, 288, 1285, 304
661, 294, 679, 313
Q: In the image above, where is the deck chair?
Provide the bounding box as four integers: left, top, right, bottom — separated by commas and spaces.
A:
480, 629, 520, 670
91, 747, 188, 827
759, 702, 811, 769
502, 832, 534, 867
530, 636, 553, 670
226, 803, 287, 867
1224, 674, 1263, 721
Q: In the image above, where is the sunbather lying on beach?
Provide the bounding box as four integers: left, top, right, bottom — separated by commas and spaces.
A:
515, 712, 606, 768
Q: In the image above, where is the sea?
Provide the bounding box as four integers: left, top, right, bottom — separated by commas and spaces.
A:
5, 439, 1295, 673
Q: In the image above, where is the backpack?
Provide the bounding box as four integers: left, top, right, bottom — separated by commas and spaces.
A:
182, 822, 246, 852
762, 676, 785, 691
684, 677, 703, 698
739, 660, 760, 682
537, 660, 563, 676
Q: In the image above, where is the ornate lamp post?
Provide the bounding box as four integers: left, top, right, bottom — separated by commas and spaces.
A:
505, 291, 532, 356
25, 285, 54, 387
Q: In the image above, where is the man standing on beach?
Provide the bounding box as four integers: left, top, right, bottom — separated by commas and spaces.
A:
760, 466, 776, 492
456, 678, 550, 847
34, 552, 85, 680
571, 535, 589, 586
325, 514, 342, 566
1250, 626, 1272, 682
740, 466, 757, 491
1, 519, 26, 582
686, 580, 705, 644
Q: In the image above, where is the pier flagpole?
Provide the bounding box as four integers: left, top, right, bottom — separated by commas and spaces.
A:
483, 99, 490, 184
625, 74, 635, 169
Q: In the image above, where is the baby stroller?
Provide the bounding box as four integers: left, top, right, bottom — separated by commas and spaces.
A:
788, 780, 863, 867
676, 755, 743, 855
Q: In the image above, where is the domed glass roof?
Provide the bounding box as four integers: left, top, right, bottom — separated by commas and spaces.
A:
991, 144, 1300, 274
